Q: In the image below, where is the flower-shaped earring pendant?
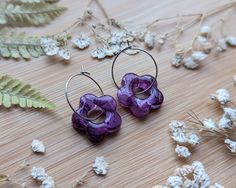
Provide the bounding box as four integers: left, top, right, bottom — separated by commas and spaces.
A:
65, 72, 122, 142
111, 46, 164, 118
117, 73, 163, 117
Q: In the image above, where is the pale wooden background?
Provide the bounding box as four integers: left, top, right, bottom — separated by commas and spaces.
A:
1, 0, 236, 187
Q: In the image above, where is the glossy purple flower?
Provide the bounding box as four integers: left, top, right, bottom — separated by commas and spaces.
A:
117, 73, 164, 118
72, 94, 121, 142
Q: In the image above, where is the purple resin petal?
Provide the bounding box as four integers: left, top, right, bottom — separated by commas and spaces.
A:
117, 73, 164, 118
72, 94, 122, 142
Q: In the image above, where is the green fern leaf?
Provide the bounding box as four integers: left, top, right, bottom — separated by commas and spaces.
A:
0, 2, 66, 26
11, 0, 59, 3
0, 74, 56, 109
0, 30, 45, 59
0, 174, 8, 182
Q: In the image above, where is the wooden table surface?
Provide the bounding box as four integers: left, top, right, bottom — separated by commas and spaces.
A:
1, 0, 236, 187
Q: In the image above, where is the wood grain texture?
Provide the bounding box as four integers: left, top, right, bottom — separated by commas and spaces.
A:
1, 0, 236, 187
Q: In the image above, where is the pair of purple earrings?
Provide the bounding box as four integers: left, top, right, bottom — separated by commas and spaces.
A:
65, 46, 164, 142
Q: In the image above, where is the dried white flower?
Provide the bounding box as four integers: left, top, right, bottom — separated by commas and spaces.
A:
186, 133, 200, 145
91, 47, 106, 59
200, 26, 211, 37
104, 45, 121, 57
109, 31, 126, 45
73, 33, 90, 49
175, 145, 191, 158
104, 48, 115, 57
171, 131, 188, 144
210, 88, 230, 105
202, 118, 216, 129
155, 161, 222, 187
31, 166, 48, 182
167, 176, 182, 188
58, 48, 70, 60
225, 138, 236, 153
218, 114, 233, 129
226, 36, 236, 47
31, 139, 45, 154
122, 31, 136, 43
171, 54, 183, 67
31, 166, 55, 187
192, 161, 211, 187
40, 176, 55, 188
183, 57, 199, 69
157, 38, 165, 45
169, 121, 188, 144
196, 36, 213, 53
92, 156, 109, 175
223, 107, 236, 121
192, 51, 208, 62
137, 31, 145, 41
144, 32, 155, 49
40, 37, 59, 56
108, 31, 134, 46
169, 120, 185, 130
169, 120, 199, 146
175, 161, 211, 187
175, 165, 194, 177
216, 38, 227, 52
197, 35, 208, 44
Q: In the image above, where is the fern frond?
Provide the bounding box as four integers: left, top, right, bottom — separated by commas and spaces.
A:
8, 0, 59, 4
0, 30, 45, 59
0, 2, 66, 26
0, 74, 56, 109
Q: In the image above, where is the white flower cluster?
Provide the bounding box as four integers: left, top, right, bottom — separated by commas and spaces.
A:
210, 88, 236, 131
152, 161, 223, 188
73, 33, 90, 49
92, 156, 109, 175
201, 115, 234, 132
31, 139, 46, 154
40, 37, 70, 60
175, 145, 191, 158
170, 161, 222, 188
210, 88, 230, 105
184, 87, 236, 155
171, 26, 211, 69
31, 166, 55, 188
224, 138, 236, 153
90, 30, 136, 59
169, 120, 200, 158
202, 118, 217, 130
144, 31, 156, 48
171, 25, 236, 70
137, 30, 166, 49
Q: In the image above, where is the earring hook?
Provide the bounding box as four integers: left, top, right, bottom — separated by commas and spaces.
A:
65, 71, 104, 121
111, 45, 159, 95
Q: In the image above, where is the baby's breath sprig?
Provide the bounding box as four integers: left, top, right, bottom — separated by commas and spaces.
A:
152, 161, 223, 188
170, 79, 236, 158
169, 1, 236, 70
40, 0, 236, 65
40, 0, 137, 60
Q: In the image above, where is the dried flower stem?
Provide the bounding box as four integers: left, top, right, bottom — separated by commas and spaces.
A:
146, 13, 203, 28
72, 169, 93, 188
93, 0, 109, 21
146, 1, 236, 47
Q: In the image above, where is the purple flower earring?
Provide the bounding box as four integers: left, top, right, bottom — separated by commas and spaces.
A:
65, 72, 122, 142
111, 46, 164, 118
